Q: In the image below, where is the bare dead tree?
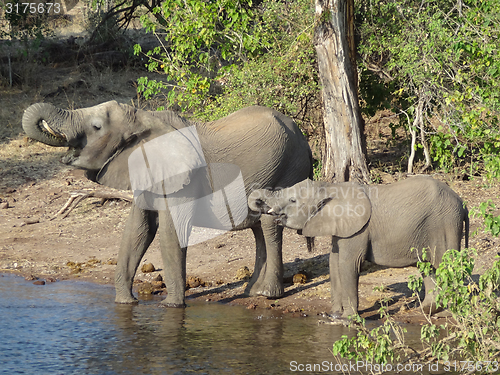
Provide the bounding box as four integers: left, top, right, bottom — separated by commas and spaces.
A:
314, 0, 369, 183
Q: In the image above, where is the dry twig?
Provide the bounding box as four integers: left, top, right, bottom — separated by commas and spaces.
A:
51, 188, 133, 220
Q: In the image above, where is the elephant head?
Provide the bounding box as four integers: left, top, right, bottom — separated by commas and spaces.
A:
22, 101, 190, 189
248, 179, 372, 238
23, 101, 140, 169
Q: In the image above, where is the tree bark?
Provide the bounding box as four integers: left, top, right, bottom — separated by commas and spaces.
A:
314, 0, 369, 183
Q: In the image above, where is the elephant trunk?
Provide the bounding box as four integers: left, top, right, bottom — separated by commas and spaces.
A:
248, 189, 276, 213
22, 103, 74, 147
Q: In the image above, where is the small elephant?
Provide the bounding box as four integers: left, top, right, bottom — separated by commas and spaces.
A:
248, 176, 469, 318
22, 101, 312, 306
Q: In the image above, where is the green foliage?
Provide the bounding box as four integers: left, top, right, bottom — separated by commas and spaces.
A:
471, 200, 500, 237
433, 249, 475, 313
332, 311, 404, 365
428, 131, 457, 172
411, 249, 500, 363
356, 0, 500, 176
198, 0, 319, 129
333, 247, 500, 371
135, 0, 268, 112
312, 159, 322, 181
135, 0, 320, 129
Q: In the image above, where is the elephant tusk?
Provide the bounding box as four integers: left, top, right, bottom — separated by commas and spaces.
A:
267, 208, 274, 214
42, 120, 64, 139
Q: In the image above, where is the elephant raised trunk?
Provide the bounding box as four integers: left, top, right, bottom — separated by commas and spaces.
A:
22, 103, 73, 147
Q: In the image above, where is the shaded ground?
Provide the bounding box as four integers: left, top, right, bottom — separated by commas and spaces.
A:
1, 18, 500, 324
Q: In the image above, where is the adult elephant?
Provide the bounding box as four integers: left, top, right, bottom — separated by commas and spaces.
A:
22, 101, 312, 306
248, 177, 469, 318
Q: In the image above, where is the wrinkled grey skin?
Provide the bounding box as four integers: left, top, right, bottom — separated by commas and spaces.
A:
23, 100, 312, 306
248, 177, 469, 318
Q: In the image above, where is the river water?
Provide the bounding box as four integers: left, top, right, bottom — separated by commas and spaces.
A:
0, 273, 353, 374
0, 273, 457, 375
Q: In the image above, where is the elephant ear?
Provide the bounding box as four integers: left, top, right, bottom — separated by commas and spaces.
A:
302, 186, 372, 238
128, 126, 208, 210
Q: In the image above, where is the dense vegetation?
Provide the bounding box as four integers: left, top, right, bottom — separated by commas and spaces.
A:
130, 0, 500, 177
3, 0, 499, 176
134, 0, 320, 128
356, 0, 500, 176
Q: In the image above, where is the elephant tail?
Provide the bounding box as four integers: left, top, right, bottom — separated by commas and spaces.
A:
464, 208, 469, 249
306, 236, 314, 252
308, 150, 315, 180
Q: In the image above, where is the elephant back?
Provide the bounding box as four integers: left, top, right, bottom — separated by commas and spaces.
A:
199, 106, 312, 193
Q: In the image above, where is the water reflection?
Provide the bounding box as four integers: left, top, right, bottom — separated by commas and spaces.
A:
108, 302, 352, 374
1, 274, 351, 374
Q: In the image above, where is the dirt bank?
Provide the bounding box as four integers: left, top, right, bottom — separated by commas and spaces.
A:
1, 140, 498, 323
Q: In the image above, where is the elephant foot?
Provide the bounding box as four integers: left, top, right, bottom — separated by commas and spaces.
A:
115, 294, 139, 304
420, 300, 443, 315
160, 300, 186, 308
245, 281, 284, 298
329, 310, 344, 320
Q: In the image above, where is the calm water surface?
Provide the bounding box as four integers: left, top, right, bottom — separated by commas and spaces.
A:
0, 273, 355, 375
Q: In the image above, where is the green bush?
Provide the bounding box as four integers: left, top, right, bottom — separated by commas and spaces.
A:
135, 0, 266, 112
356, 0, 500, 176
471, 200, 500, 237
134, 0, 320, 131
332, 248, 500, 372
198, 0, 319, 123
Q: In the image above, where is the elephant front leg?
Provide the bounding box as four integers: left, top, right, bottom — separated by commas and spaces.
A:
115, 206, 158, 304
159, 210, 188, 307
329, 242, 344, 318
245, 216, 284, 298
338, 236, 367, 319
340, 266, 360, 319
245, 225, 266, 296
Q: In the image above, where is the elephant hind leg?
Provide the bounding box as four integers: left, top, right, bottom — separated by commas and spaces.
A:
421, 223, 463, 313
420, 274, 443, 315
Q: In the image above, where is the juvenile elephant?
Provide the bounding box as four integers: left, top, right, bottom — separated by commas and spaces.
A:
248, 177, 469, 318
22, 101, 312, 306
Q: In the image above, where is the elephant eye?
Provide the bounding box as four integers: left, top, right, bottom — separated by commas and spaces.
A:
289, 197, 297, 203
91, 120, 102, 131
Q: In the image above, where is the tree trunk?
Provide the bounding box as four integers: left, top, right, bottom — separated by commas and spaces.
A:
314, 0, 369, 183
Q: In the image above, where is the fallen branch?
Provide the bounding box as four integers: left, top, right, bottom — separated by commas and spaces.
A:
51, 188, 133, 220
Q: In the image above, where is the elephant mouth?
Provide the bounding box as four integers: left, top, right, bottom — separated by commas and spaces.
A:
38, 119, 68, 143
36, 120, 84, 166
273, 214, 287, 226
263, 207, 287, 226
61, 148, 82, 165
38, 121, 82, 166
